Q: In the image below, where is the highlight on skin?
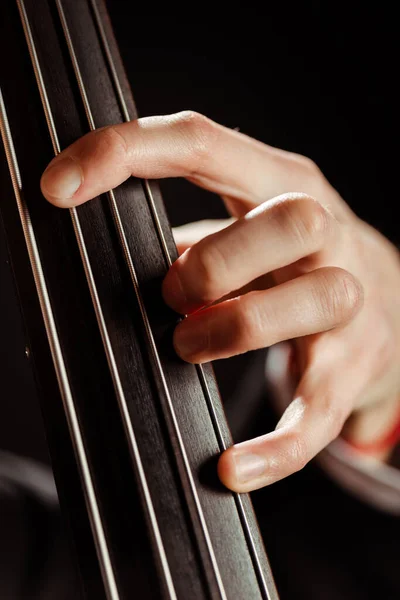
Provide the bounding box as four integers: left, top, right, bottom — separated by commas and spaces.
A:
39, 111, 400, 494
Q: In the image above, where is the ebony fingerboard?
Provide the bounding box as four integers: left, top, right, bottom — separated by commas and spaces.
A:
0, 1, 278, 598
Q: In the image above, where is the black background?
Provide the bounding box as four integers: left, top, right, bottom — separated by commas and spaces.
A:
1, 2, 397, 461
106, 4, 398, 242
0, 3, 399, 599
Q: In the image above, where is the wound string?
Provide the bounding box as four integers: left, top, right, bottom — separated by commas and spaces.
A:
89, 2, 274, 598
56, 0, 228, 597
16, 1, 177, 598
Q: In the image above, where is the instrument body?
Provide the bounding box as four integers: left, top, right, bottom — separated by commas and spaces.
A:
0, 1, 278, 598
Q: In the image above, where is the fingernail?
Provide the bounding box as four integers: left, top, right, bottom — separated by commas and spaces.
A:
233, 453, 267, 483
174, 323, 207, 359
41, 157, 82, 202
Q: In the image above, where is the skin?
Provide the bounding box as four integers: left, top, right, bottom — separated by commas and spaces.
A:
40, 111, 400, 493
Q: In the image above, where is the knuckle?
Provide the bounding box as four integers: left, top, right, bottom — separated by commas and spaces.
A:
325, 402, 347, 440
226, 308, 249, 352
174, 110, 208, 131
316, 267, 364, 324
210, 297, 264, 355
98, 125, 131, 164
285, 432, 309, 472
192, 242, 228, 303
173, 111, 218, 175
232, 298, 263, 348
297, 154, 321, 177
296, 196, 331, 240
335, 269, 364, 318
276, 194, 331, 249
286, 152, 323, 183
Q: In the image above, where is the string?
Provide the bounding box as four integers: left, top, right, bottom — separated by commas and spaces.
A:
56, 0, 229, 597
0, 78, 119, 600
15, 1, 177, 598
88, 2, 276, 598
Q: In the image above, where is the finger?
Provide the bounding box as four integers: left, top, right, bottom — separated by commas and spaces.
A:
173, 266, 363, 363
173, 218, 234, 254
40, 111, 327, 209
218, 352, 368, 492
163, 194, 338, 315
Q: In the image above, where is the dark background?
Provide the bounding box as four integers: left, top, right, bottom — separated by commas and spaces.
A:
1, 2, 397, 462
0, 3, 398, 599
106, 5, 398, 242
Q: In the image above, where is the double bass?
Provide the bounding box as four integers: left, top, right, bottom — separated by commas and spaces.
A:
0, 1, 279, 598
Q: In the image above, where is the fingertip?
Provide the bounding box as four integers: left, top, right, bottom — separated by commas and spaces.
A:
217, 447, 267, 493
162, 264, 186, 314
163, 256, 203, 315
172, 325, 196, 363
172, 316, 209, 363
217, 448, 241, 491
41, 156, 83, 207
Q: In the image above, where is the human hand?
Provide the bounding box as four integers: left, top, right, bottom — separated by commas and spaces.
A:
40, 111, 400, 492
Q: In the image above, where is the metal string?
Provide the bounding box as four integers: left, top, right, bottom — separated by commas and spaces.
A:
89, 2, 274, 598
15, 1, 177, 598
56, 0, 228, 598
0, 81, 120, 600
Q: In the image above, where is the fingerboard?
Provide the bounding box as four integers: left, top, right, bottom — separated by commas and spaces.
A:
0, 2, 278, 599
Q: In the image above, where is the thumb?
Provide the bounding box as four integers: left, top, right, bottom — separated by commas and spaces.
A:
218, 360, 362, 492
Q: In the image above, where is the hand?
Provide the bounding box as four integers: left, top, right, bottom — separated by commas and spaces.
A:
40, 111, 400, 493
